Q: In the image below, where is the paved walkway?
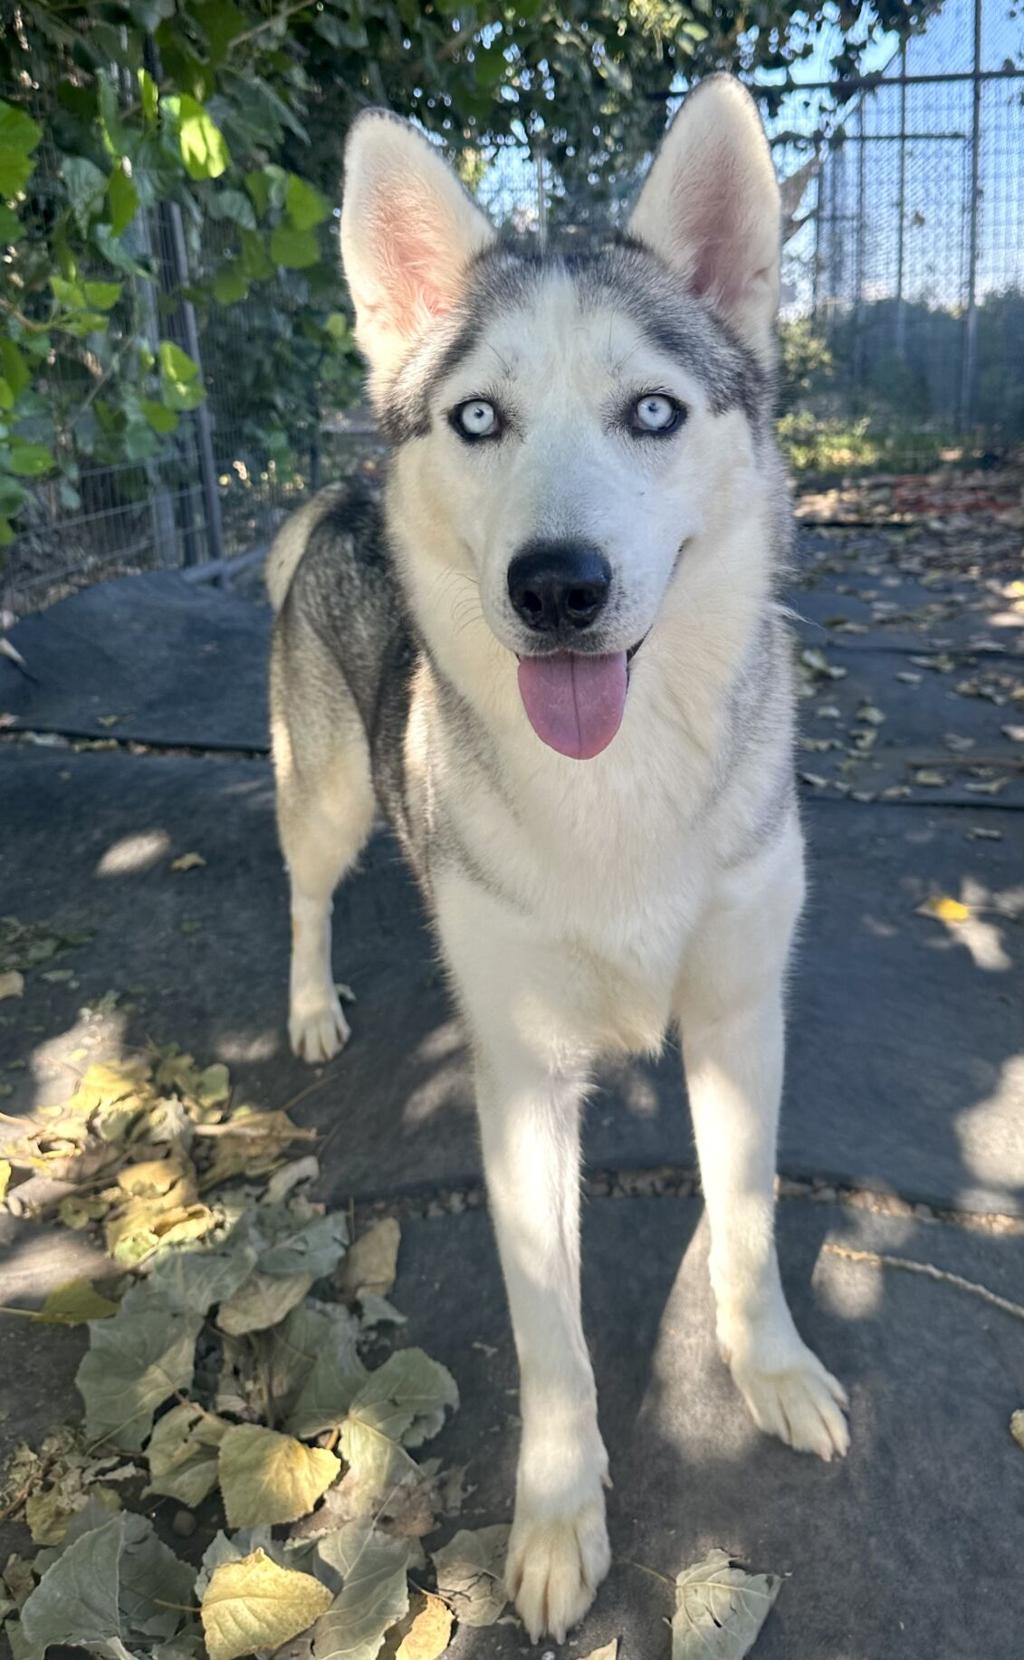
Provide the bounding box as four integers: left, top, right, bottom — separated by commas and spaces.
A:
1, 503, 1022, 1656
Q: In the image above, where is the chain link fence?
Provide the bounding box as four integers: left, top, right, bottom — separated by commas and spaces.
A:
6, 0, 1023, 616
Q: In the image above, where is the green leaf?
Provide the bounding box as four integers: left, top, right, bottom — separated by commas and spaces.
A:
0, 102, 41, 158
212, 262, 249, 305
671, 1549, 782, 1659
61, 155, 108, 233
209, 188, 256, 229
167, 93, 231, 181
257, 1210, 348, 1278
269, 222, 319, 270
7, 443, 54, 478
36, 1278, 119, 1324
117, 1512, 194, 1641
147, 1236, 259, 1314
281, 1306, 366, 1438
75, 1292, 204, 1451
0, 204, 21, 241
201, 1549, 332, 1660
138, 66, 159, 125
0, 340, 29, 400
146, 1402, 229, 1508
324, 312, 350, 346
141, 398, 179, 435
83, 280, 123, 311
194, 0, 247, 63
0, 380, 12, 413
159, 339, 205, 411
312, 1524, 413, 1660
343, 1349, 458, 1450
20, 1517, 123, 1653
286, 173, 330, 231
431, 1526, 510, 1629
0, 102, 41, 197
107, 164, 139, 235
217, 1269, 314, 1336
218, 1424, 341, 1528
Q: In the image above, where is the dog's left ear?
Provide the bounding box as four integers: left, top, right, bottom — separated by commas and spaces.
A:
341, 111, 496, 394
628, 75, 781, 366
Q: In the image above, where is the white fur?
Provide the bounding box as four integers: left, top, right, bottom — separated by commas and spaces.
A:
281, 76, 848, 1644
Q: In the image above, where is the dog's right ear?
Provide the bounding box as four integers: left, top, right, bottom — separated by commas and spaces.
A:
341, 112, 496, 395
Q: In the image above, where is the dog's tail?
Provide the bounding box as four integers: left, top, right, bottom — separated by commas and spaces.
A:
265, 486, 347, 613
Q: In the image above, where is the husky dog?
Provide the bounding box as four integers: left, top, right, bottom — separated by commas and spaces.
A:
267, 75, 849, 1643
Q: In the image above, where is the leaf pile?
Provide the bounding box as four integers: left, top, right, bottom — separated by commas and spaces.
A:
0, 1181, 498, 1660
0, 1044, 316, 1262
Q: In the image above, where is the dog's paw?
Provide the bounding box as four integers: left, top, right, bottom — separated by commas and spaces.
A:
506, 1494, 611, 1643
730, 1344, 849, 1462
288, 988, 349, 1064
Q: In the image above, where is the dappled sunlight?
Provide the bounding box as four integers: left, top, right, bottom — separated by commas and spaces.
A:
95, 829, 171, 877
955, 1053, 1024, 1206
0, 1227, 110, 1303
26, 1000, 129, 1115
213, 1028, 280, 1064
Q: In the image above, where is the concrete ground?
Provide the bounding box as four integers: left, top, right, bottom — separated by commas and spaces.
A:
0, 500, 1022, 1657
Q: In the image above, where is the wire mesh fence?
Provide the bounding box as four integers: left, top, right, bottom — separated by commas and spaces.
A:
802, 0, 1024, 471
5, 0, 1023, 616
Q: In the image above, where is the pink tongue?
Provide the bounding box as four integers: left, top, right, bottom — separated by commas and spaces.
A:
517, 652, 628, 760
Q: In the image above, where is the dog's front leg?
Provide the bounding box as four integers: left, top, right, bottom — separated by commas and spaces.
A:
677, 827, 849, 1461
474, 1044, 610, 1641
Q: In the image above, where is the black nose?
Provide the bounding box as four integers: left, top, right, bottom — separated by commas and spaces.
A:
507, 541, 611, 634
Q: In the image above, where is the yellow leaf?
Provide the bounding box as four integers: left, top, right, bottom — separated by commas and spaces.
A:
0, 971, 24, 1000
57, 1194, 110, 1229
396, 1590, 455, 1658
0, 1159, 10, 1203
36, 1278, 119, 1324
218, 1424, 340, 1527
338, 1217, 401, 1298
201, 1549, 332, 1660
117, 1152, 195, 1198
170, 852, 206, 872
917, 895, 970, 924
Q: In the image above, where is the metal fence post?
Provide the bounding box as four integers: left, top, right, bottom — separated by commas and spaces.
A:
894, 46, 908, 361
960, 0, 983, 432
163, 200, 225, 568
853, 103, 867, 404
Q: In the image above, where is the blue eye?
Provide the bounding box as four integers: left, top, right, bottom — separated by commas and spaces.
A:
452, 399, 501, 440
632, 393, 685, 435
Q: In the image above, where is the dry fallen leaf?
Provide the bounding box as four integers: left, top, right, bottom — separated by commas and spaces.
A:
671, 1548, 781, 1659
580, 1643, 619, 1660
218, 1423, 340, 1527
338, 1217, 401, 1298
1011, 1409, 1024, 1452
0, 970, 24, 1000
916, 895, 971, 924
432, 1525, 510, 1628
395, 1590, 455, 1658
170, 852, 206, 872
201, 1548, 332, 1660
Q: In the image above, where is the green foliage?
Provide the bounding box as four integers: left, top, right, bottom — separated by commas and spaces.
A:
1, 1, 932, 562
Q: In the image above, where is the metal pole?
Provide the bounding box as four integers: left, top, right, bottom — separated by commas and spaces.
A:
894, 46, 908, 361
811, 164, 822, 321
164, 200, 225, 567
853, 103, 866, 404
535, 139, 548, 249
960, 0, 983, 432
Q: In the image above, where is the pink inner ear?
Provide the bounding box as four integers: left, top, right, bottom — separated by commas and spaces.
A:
675, 163, 752, 312
374, 189, 462, 335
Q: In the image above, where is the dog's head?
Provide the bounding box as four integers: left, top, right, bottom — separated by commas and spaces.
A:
340, 77, 783, 760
